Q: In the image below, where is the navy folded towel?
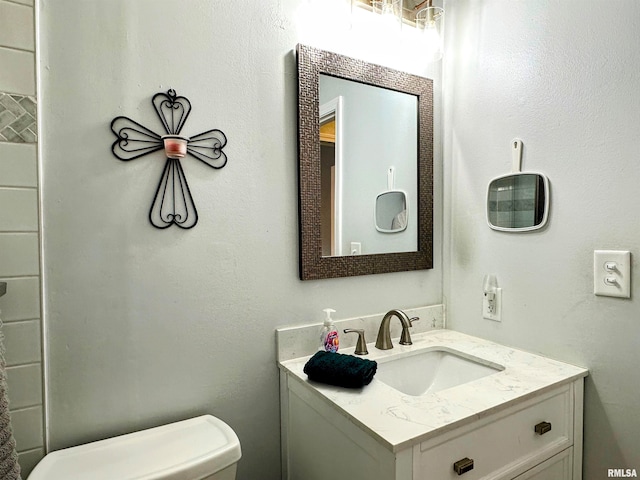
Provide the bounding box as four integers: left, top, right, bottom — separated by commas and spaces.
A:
303, 351, 377, 388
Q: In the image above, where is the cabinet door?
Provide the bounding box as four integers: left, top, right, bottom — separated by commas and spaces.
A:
513, 448, 572, 480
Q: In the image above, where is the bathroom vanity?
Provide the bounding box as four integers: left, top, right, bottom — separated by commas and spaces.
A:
278, 330, 587, 480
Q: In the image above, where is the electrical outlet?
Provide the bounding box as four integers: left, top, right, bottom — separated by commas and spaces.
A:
483, 287, 502, 321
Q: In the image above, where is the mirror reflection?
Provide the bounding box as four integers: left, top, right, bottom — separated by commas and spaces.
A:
487, 173, 550, 231
318, 75, 418, 256
375, 191, 408, 233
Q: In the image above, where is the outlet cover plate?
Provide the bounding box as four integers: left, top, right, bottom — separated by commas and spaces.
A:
483, 287, 502, 321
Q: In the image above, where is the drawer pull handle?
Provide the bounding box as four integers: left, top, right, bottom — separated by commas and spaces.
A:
453, 457, 474, 475
535, 421, 552, 435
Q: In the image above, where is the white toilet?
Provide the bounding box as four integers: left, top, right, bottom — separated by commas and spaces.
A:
27, 414, 241, 480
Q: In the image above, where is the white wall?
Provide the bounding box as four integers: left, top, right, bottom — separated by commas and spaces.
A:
38, 2, 442, 479
443, 0, 640, 477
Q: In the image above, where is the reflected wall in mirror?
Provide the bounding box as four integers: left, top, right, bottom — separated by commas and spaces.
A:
487, 173, 550, 232
297, 44, 433, 280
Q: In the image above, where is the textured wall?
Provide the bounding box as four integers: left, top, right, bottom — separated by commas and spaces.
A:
443, 0, 640, 477
0, 0, 45, 476
39, 1, 442, 479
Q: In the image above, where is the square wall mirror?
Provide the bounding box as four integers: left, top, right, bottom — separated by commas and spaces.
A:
296, 44, 434, 280
487, 173, 550, 232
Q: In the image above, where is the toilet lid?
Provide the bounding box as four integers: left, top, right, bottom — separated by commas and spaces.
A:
28, 415, 241, 480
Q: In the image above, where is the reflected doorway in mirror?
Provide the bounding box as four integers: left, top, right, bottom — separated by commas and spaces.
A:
319, 96, 343, 256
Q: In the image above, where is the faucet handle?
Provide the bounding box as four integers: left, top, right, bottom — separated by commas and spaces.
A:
343, 329, 369, 355
399, 317, 419, 345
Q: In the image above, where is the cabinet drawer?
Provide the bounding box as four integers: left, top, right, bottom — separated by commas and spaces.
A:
414, 386, 573, 480
513, 447, 573, 480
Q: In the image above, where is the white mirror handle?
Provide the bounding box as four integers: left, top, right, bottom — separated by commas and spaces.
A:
387, 166, 395, 190
511, 139, 523, 173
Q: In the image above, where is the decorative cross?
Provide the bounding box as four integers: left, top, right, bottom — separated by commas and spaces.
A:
110, 89, 227, 229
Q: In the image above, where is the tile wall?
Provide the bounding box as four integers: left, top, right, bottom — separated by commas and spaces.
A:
0, 0, 45, 476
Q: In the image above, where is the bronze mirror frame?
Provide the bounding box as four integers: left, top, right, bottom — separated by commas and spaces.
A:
297, 44, 434, 280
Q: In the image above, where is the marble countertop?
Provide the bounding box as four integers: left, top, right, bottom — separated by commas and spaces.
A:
279, 329, 588, 453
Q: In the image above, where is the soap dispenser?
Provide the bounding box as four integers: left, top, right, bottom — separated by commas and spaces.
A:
319, 308, 339, 353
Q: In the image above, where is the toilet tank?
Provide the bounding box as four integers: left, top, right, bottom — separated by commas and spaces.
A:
28, 415, 241, 480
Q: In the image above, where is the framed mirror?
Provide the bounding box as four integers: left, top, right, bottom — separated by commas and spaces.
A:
297, 44, 433, 280
486, 173, 550, 232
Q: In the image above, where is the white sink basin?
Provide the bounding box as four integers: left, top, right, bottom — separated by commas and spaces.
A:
376, 348, 503, 396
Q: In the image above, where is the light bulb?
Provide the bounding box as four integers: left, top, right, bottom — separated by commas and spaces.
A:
416, 6, 444, 62
423, 23, 443, 61
372, 0, 402, 32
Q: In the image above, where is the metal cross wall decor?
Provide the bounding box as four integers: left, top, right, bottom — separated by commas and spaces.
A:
111, 89, 227, 229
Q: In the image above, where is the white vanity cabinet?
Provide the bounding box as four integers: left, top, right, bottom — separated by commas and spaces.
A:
280, 374, 584, 480
278, 330, 588, 480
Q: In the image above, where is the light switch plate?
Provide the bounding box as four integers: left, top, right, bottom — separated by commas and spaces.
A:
594, 250, 631, 298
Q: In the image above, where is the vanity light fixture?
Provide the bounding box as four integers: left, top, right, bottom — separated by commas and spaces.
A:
353, 0, 445, 60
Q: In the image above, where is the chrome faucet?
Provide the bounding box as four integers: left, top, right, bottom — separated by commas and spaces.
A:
375, 309, 419, 350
